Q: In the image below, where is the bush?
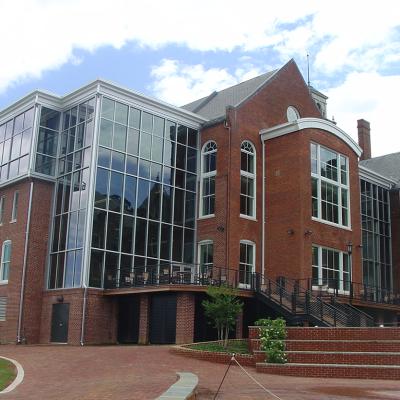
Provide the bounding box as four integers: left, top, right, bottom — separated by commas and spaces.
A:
255, 318, 287, 364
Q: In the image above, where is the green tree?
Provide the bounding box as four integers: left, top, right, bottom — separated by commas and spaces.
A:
202, 285, 243, 348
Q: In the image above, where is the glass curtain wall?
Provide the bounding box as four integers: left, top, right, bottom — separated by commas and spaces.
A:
48, 98, 95, 288
0, 107, 34, 183
360, 179, 392, 290
89, 97, 198, 288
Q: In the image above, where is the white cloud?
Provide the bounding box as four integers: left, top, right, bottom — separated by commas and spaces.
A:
1, 0, 399, 94
149, 59, 263, 105
327, 72, 400, 157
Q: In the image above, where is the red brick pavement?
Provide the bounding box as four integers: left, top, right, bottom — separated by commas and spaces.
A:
1, 345, 400, 400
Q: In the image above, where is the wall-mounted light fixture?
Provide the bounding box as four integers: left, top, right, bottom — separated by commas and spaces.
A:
57, 295, 64, 303
347, 241, 353, 255
287, 229, 294, 235
304, 229, 313, 236
217, 226, 225, 232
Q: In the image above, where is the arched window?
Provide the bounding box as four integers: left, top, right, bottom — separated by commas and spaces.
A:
1, 240, 11, 282
240, 141, 256, 218
200, 141, 217, 217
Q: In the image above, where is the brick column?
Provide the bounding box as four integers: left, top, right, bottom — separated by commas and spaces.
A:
235, 310, 243, 339
138, 294, 149, 344
176, 293, 195, 344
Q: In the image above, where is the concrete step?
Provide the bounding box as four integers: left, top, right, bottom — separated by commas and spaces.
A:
285, 351, 400, 365
256, 362, 400, 380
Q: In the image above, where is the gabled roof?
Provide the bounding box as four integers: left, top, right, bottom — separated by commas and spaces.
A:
360, 152, 400, 188
182, 70, 278, 120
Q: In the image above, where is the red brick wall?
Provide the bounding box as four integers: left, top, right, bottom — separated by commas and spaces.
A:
40, 289, 117, 345
0, 178, 53, 343
176, 292, 195, 344
138, 294, 149, 344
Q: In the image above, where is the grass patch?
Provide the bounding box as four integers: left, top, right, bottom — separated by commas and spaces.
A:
187, 340, 250, 355
0, 358, 16, 391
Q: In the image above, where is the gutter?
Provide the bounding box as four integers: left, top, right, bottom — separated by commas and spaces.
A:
17, 181, 34, 343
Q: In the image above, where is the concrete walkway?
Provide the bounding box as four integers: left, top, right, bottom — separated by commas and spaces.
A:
0, 345, 399, 399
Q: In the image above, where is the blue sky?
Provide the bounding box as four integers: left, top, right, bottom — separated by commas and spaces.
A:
1, 0, 400, 156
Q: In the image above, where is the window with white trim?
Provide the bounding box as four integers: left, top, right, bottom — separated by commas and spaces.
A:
11, 191, 18, 222
1, 240, 11, 282
199, 241, 213, 275
0, 196, 4, 224
311, 143, 349, 227
312, 245, 350, 292
200, 141, 217, 217
240, 141, 255, 218
239, 241, 255, 287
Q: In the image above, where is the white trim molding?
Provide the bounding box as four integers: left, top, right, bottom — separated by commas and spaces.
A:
260, 117, 362, 157
359, 165, 397, 189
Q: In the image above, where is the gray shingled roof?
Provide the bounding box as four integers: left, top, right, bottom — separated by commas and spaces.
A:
182, 70, 277, 120
360, 152, 400, 187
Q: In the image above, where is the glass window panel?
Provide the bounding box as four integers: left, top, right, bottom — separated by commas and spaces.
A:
140, 133, 151, 159
104, 252, 119, 289
113, 123, 127, 152
138, 159, 150, 179
89, 250, 103, 288
5, 121, 13, 140
2, 139, 11, 164
135, 218, 147, 256
40, 107, 60, 130
76, 123, 85, 149
129, 108, 141, 129
10, 134, 21, 159
99, 119, 113, 147
115, 102, 128, 125
73, 250, 82, 287
126, 155, 138, 176
67, 126, 76, 154
56, 252, 65, 288
137, 179, 150, 218
94, 168, 109, 209
165, 120, 176, 141
18, 155, 29, 175
124, 175, 137, 215
102, 98, 115, 120
185, 191, 195, 228
176, 144, 186, 170
0, 124, 5, 142
20, 129, 31, 155
52, 215, 61, 252
92, 209, 106, 248
37, 128, 58, 156
164, 141, 175, 167
172, 226, 183, 262
187, 128, 197, 148
109, 172, 124, 212
183, 229, 194, 263
106, 212, 121, 251
147, 221, 159, 258
160, 224, 171, 260
174, 188, 185, 226
186, 173, 196, 192
80, 168, 89, 209
121, 215, 134, 253
14, 114, 24, 134
152, 137, 163, 163
64, 251, 75, 288
149, 182, 161, 220
162, 185, 173, 223
177, 125, 187, 145
59, 214, 68, 251
70, 107, 78, 127
23, 108, 34, 129
175, 170, 185, 189
153, 116, 164, 137
98, 147, 111, 168
85, 119, 94, 148
111, 151, 125, 172
70, 171, 81, 211
76, 210, 86, 248
186, 148, 197, 173
142, 112, 153, 133
67, 211, 78, 249
127, 128, 139, 155
150, 162, 162, 182
8, 159, 18, 179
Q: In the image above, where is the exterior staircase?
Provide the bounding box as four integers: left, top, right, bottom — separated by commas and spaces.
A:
254, 275, 374, 327
249, 327, 400, 379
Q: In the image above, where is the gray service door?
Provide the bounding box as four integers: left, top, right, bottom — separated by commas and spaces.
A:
50, 303, 69, 343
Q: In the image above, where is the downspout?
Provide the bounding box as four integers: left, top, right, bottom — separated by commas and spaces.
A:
80, 286, 88, 346
17, 181, 34, 343
224, 108, 233, 271
262, 139, 266, 280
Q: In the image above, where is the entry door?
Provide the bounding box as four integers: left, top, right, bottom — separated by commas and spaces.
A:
149, 293, 177, 344
51, 303, 69, 343
118, 296, 140, 343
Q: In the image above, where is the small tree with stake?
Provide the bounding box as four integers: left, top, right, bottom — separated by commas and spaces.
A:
202, 285, 243, 348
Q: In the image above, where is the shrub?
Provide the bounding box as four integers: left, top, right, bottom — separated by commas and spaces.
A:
255, 318, 287, 363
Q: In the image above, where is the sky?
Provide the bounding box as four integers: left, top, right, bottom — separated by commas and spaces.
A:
1, 0, 400, 157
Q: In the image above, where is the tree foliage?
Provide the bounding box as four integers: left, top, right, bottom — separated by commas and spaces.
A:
202, 285, 243, 347
255, 318, 287, 363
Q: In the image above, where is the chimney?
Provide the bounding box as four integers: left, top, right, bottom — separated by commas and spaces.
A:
357, 119, 371, 160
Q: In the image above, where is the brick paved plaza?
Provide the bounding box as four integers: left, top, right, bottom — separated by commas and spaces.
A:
1, 345, 400, 399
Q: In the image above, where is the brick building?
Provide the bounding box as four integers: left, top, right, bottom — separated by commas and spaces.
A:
0, 59, 399, 345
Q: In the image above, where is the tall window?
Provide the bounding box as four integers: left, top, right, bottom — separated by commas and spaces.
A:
239, 241, 255, 287
1, 240, 11, 282
200, 141, 217, 217
240, 141, 255, 218
312, 245, 350, 292
11, 191, 18, 222
199, 241, 213, 275
0, 196, 4, 224
311, 143, 349, 227
360, 179, 392, 290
